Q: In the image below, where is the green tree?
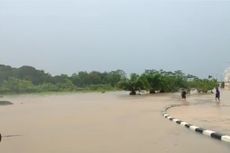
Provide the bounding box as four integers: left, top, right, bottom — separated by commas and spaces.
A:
0, 77, 35, 93
119, 73, 148, 95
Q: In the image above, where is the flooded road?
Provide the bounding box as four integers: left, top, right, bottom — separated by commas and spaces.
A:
169, 90, 230, 135
0, 92, 229, 153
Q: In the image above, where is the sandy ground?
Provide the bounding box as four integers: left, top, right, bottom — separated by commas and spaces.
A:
0, 91, 229, 153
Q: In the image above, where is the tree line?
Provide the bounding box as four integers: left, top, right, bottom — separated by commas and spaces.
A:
0, 64, 125, 93
119, 69, 218, 95
0, 64, 218, 94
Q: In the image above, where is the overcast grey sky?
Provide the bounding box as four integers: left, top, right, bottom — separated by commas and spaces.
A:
0, 0, 230, 79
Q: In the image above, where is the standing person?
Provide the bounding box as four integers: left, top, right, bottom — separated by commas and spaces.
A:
215, 87, 220, 103
181, 89, 187, 101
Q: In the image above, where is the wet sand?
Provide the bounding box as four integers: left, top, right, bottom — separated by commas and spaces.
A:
0, 92, 229, 153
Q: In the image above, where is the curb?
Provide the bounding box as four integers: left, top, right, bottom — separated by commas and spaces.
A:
162, 104, 230, 143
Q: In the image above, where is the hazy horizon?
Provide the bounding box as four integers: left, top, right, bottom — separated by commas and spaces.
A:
1, 0, 230, 79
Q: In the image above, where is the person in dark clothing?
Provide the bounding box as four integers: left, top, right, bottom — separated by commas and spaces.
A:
215, 87, 220, 102
181, 90, 187, 100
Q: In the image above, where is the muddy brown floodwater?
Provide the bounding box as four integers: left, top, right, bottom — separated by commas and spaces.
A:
0, 91, 229, 153
169, 90, 230, 135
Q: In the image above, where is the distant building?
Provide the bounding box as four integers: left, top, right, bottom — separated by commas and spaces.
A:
224, 68, 230, 90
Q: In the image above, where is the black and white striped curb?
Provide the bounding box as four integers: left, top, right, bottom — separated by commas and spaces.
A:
162, 104, 230, 143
